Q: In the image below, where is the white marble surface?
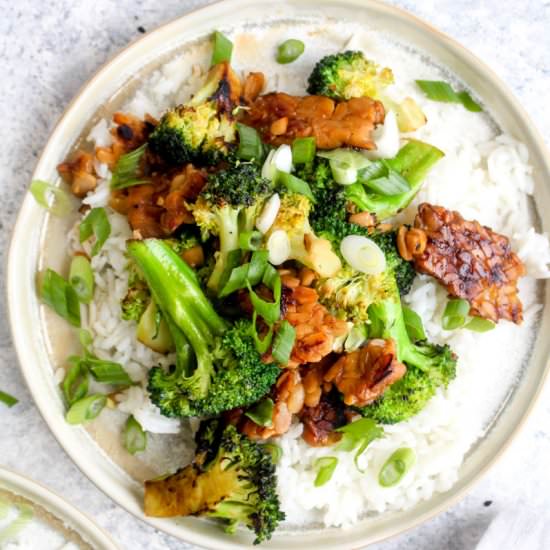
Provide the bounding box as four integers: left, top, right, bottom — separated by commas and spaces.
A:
1, 1, 549, 549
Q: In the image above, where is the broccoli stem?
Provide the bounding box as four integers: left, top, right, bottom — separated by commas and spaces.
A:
207, 207, 241, 293
127, 239, 228, 398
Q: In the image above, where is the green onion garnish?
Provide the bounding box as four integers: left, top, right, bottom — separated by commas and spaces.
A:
110, 144, 150, 190
236, 123, 264, 161
378, 447, 416, 487
0, 390, 18, 408
87, 358, 132, 386
62, 358, 89, 405
416, 80, 482, 112
247, 264, 282, 326
30, 180, 72, 217
336, 418, 384, 472
271, 320, 296, 365
239, 230, 263, 251
40, 269, 81, 327
219, 264, 249, 298
402, 306, 426, 342
69, 255, 94, 304
79, 207, 111, 257
263, 443, 282, 464
247, 250, 269, 286
313, 457, 338, 487
211, 30, 233, 65
276, 39, 305, 64
217, 249, 243, 297
218, 250, 269, 298
251, 312, 274, 354
465, 316, 496, 333
245, 397, 274, 427
442, 298, 470, 330
276, 171, 316, 202
291, 137, 316, 164
123, 415, 147, 454
65, 394, 107, 425
363, 169, 411, 196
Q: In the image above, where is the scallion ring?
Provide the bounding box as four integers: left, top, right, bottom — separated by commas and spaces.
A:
465, 316, 496, 333
313, 457, 338, 487
442, 298, 470, 330
30, 180, 72, 217
69, 255, 94, 304
239, 230, 263, 251
211, 31, 233, 65
276, 39, 305, 64
244, 397, 274, 427
123, 415, 147, 454
65, 394, 107, 425
291, 137, 316, 164
378, 447, 416, 487
271, 320, 296, 365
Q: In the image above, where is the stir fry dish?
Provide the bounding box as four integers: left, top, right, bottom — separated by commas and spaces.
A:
33, 32, 529, 545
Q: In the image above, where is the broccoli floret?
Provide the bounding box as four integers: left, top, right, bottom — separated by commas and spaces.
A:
121, 264, 150, 321
191, 163, 271, 293
269, 192, 342, 277
307, 50, 394, 100
148, 62, 240, 166
358, 284, 457, 424
144, 419, 284, 544
164, 226, 201, 255
127, 239, 279, 417
148, 319, 280, 417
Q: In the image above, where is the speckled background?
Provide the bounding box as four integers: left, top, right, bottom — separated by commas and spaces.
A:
1, 1, 549, 549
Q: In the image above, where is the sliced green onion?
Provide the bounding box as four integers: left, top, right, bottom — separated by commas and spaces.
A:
247, 264, 282, 325
402, 306, 426, 342
465, 316, 496, 333
69, 255, 94, 304
271, 320, 296, 365
416, 80, 482, 112
40, 268, 81, 327
79, 328, 93, 349
123, 415, 147, 454
65, 394, 106, 424
110, 144, 150, 190
336, 418, 384, 472
79, 207, 111, 257
87, 359, 132, 385
62, 357, 89, 405
263, 443, 282, 464
219, 264, 250, 298
378, 447, 416, 487
217, 249, 243, 295
314, 457, 338, 487
357, 160, 386, 182
211, 31, 233, 65
30, 180, 72, 217
239, 230, 262, 251
236, 123, 264, 161
247, 250, 269, 286
364, 169, 411, 196
251, 311, 274, 354
276, 171, 316, 202
329, 160, 357, 185
276, 39, 305, 64
0, 503, 33, 543
291, 137, 316, 164
0, 390, 18, 408
442, 298, 470, 330
245, 397, 274, 427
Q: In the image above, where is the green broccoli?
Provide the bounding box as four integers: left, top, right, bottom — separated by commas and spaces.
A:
144, 419, 284, 545
358, 282, 457, 424
127, 239, 280, 417
191, 163, 271, 293
148, 62, 240, 166
307, 50, 394, 100
121, 264, 150, 322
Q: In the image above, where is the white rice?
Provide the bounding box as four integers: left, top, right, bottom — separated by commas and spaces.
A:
70, 20, 550, 530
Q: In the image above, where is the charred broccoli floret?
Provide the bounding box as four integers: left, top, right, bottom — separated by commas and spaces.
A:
307, 50, 394, 100
127, 239, 279, 417
121, 264, 150, 322
191, 163, 271, 293
144, 419, 284, 544
148, 62, 241, 166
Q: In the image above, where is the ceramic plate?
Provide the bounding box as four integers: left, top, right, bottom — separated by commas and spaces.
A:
0, 467, 118, 549
7, 1, 550, 548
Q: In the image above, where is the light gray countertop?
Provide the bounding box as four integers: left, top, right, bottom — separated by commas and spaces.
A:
1, 1, 549, 549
